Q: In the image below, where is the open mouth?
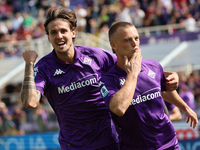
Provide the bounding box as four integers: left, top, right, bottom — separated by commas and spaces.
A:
57, 41, 66, 46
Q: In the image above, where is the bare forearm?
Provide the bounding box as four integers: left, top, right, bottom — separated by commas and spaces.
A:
20, 63, 40, 108
162, 91, 188, 112
162, 91, 198, 128
169, 107, 182, 121
110, 50, 141, 116
110, 75, 138, 116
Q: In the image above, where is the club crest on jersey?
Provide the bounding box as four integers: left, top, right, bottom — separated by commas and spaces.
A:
83, 57, 92, 65
148, 70, 156, 79
100, 85, 109, 98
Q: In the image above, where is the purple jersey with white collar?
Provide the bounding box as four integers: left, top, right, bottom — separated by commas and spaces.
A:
100, 59, 180, 150
34, 46, 119, 150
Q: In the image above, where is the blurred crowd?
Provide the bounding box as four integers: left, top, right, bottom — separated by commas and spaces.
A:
1, 0, 200, 136
178, 70, 200, 119
1, 0, 200, 58
0, 82, 58, 136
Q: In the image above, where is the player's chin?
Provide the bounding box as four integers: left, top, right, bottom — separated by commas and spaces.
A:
166, 88, 173, 91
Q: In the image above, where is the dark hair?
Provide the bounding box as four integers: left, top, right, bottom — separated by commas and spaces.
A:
108, 22, 134, 41
44, 7, 77, 35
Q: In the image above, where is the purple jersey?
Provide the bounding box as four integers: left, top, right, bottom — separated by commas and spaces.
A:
180, 90, 195, 111
100, 59, 180, 150
165, 101, 176, 112
34, 46, 119, 149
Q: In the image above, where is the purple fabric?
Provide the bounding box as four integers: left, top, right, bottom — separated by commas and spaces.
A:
34, 46, 119, 149
165, 101, 176, 112
180, 90, 195, 110
100, 59, 180, 150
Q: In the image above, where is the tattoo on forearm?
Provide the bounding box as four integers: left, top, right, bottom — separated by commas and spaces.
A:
24, 77, 34, 82
21, 88, 39, 107
36, 90, 40, 94
23, 63, 35, 90
25, 63, 34, 76
20, 63, 40, 107
22, 85, 36, 89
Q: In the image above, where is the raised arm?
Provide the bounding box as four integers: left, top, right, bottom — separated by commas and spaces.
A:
20, 50, 41, 109
162, 90, 198, 129
109, 51, 142, 116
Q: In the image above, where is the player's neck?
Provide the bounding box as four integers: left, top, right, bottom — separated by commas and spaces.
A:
117, 61, 125, 71
56, 50, 75, 64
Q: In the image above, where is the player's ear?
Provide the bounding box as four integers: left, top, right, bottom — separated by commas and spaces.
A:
110, 41, 117, 53
47, 35, 50, 42
71, 30, 76, 38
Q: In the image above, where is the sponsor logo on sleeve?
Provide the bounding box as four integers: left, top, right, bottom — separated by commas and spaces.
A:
34, 67, 38, 77
100, 85, 109, 98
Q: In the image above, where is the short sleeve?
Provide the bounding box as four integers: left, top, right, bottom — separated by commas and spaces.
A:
34, 64, 46, 96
